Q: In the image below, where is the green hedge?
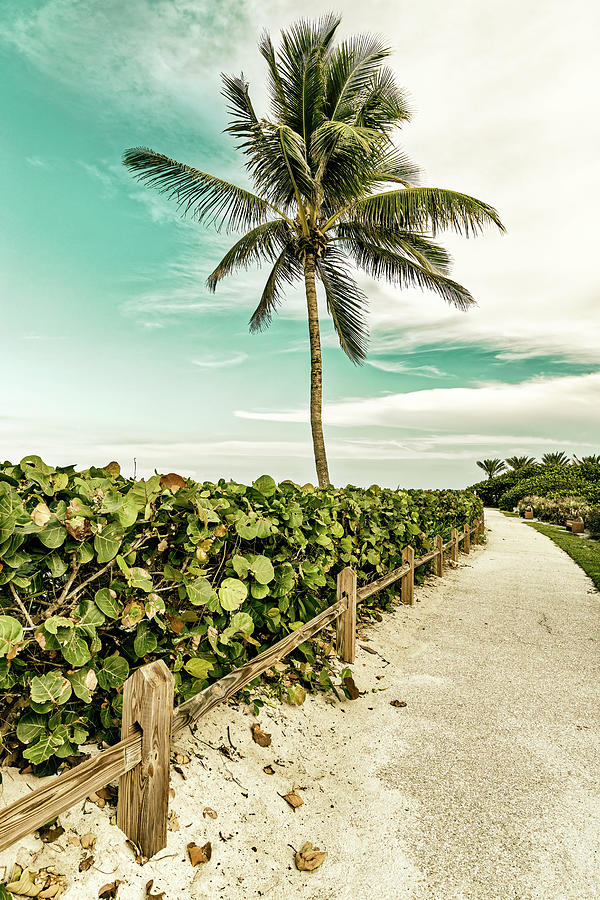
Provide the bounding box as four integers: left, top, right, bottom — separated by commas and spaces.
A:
587, 508, 600, 539
497, 468, 600, 511
0, 456, 481, 770
469, 460, 600, 510
517, 495, 592, 525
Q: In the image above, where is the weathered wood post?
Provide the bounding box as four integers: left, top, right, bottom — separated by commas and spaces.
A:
464, 523, 471, 554
336, 567, 357, 663
401, 545, 415, 606
451, 528, 459, 563
434, 534, 443, 576
117, 660, 174, 859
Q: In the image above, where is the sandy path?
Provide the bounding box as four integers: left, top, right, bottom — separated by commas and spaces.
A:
0, 509, 598, 899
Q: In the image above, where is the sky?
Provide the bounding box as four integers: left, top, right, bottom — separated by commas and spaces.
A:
1, 0, 599, 488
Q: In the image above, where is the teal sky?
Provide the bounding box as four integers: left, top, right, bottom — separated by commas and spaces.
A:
1, 0, 599, 488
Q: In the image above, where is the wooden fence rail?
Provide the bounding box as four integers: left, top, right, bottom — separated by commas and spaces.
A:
0, 513, 485, 856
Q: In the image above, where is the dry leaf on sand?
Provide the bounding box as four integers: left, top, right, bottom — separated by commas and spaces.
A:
145, 880, 166, 900
283, 789, 304, 810
98, 882, 123, 899
203, 807, 218, 819
295, 842, 328, 871
390, 700, 407, 708
80, 832, 96, 850
263, 765, 275, 775
251, 723, 272, 747
187, 841, 212, 866
343, 675, 359, 700
79, 855, 94, 872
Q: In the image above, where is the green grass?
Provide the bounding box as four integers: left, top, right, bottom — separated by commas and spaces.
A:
525, 521, 600, 591
501, 510, 519, 517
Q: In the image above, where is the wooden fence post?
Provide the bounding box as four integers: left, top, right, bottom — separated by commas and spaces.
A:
464, 523, 471, 554
117, 660, 174, 859
434, 535, 443, 576
451, 528, 459, 563
401, 545, 415, 606
336, 567, 357, 663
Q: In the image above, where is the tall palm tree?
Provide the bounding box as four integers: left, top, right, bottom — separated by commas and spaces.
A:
123, 15, 504, 487
541, 451, 570, 466
476, 458, 506, 479
505, 455, 537, 470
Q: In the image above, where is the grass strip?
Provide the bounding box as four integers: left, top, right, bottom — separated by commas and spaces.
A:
525, 521, 600, 591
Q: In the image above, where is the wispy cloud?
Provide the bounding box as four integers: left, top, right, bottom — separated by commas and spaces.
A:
192, 352, 248, 369
366, 359, 446, 377
236, 371, 600, 436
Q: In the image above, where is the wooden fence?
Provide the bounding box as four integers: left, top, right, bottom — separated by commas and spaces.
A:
0, 514, 485, 857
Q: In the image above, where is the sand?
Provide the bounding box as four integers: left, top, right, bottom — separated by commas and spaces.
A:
0, 509, 598, 899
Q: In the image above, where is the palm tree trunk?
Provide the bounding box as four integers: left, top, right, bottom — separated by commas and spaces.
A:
303, 252, 331, 488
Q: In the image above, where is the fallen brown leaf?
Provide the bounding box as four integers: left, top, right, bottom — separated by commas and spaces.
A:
145, 880, 166, 900
79, 856, 94, 872
202, 807, 218, 819
343, 675, 359, 700
295, 842, 327, 872
39, 822, 65, 843
98, 881, 123, 899
187, 841, 212, 866
390, 700, 407, 708
263, 765, 275, 775
360, 644, 377, 655
167, 811, 180, 831
80, 832, 96, 850
251, 723, 272, 747
283, 790, 304, 810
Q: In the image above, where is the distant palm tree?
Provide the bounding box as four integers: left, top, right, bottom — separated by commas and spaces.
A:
541, 451, 570, 466
476, 458, 506, 479
505, 455, 537, 470
573, 454, 600, 465
124, 15, 504, 486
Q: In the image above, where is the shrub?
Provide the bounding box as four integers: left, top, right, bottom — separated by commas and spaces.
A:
0, 455, 481, 770
587, 508, 600, 539
498, 467, 600, 510
468, 465, 539, 507
517, 496, 591, 525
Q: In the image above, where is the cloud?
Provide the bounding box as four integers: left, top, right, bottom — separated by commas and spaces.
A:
366, 359, 446, 377
236, 371, 600, 438
0, 0, 252, 127
192, 352, 248, 368
25, 155, 50, 168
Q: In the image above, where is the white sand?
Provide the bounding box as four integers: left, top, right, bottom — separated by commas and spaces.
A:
1, 509, 599, 899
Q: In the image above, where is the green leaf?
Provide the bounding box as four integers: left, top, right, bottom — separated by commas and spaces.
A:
61, 630, 91, 667
94, 523, 124, 563
231, 555, 250, 578
250, 582, 269, 599
253, 474, 277, 497
69, 667, 98, 702
38, 520, 67, 549
184, 657, 215, 680
16, 711, 48, 744
134, 621, 158, 658
218, 577, 248, 611
186, 576, 214, 606
145, 593, 165, 619
30, 672, 72, 705
94, 587, 123, 619
248, 554, 274, 584
77, 541, 94, 564
23, 730, 66, 764
228, 611, 254, 635
44, 616, 73, 635
0, 616, 23, 657
44, 551, 67, 578
95, 654, 129, 690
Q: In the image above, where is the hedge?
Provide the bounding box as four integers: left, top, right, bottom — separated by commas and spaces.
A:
469, 461, 600, 510
517, 496, 592, 525
0, 455, 481, 771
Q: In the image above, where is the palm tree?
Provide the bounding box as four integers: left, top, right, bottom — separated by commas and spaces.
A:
505, 455, 537, 470
123, 15, 504, 487
541, 451, 570, 466
476, 458, 506, 479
